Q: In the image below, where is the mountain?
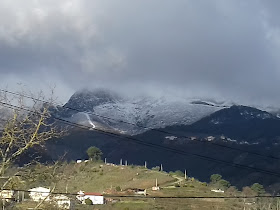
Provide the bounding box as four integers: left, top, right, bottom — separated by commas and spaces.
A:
43, 104, 280, 190
187, 105, 280, 142
54, 89, 223, 134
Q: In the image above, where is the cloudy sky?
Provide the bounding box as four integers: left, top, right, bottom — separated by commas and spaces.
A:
0, 0, 280, 106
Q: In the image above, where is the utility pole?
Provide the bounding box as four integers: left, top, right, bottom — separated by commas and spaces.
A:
160, 164, 163, 172
144, 161, 147, 168
120, 159, 123, 166
184, 170, 187, 180
104, 158, 107, 164
125, 160, 128, 166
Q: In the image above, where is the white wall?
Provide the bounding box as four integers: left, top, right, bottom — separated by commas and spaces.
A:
84, 195, 104, 204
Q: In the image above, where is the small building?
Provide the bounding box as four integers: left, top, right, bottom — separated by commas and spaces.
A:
152, 186, 160, 191
0, 190, 14, 201
152, 178, 160, 191
206, 136, 215, 141
29, 187, 50, 202
165, 136, 177, 140
211, 189, 224, 193
52, 195, 74, 209
77, 191, 104, 205
126, 188, 147, 196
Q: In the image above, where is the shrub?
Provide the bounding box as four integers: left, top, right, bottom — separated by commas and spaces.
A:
201, 182, 207, 186
210, 174, 222, 183
175, 170, 184, 177
226, 186, 238, 195
91, 168, 99, 172
251, 183, 265, 195
169, 171, 175, 176
218, 179, 231, 189
152, 166, 160, 171
116, 186, 121, 191
85, 198, 93, 205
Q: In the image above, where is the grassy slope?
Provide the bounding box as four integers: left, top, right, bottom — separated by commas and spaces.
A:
14, 161, 260, 209
54, 162, 175, 193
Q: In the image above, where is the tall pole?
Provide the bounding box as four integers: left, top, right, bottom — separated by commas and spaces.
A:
156, 178, 158, 187
144, 161, 147, 168
104, 158, 107, 164
125, 160, 128, 166
185, 170, 187, 180
120, 159, 123, 166
160, 164, 163, 171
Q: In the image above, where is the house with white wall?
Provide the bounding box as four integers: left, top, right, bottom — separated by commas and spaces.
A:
77, 190, 104, 204
29, 187, 50, 202
52, 195, 74, 209
0, 190, 14, 201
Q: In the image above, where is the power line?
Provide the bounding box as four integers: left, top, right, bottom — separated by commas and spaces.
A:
0, 188, 279, 199
1, 101, 280, 178
1, 89, 279, 161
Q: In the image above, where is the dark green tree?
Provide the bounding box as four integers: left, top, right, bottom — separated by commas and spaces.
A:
251, 183, 265, 195
86, 146, 103, 161
210, 174, 222, 183
218, 179, 231, 189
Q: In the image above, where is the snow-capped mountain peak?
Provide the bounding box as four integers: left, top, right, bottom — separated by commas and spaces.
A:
56, 89, 223, 134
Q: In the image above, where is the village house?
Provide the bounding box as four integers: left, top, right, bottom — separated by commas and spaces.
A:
29, 187, 50, 202
126, 188, 147, 196
77, 190, 104, 204
0, 190, 14, 202
211, 189, 224, 193
152, 178, 160, 191
52, 195, 74, 209
190, 136, 197, 141
206, 136, 215, 141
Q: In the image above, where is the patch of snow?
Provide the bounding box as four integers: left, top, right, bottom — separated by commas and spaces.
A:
210, 119, 220, 125
83, 112, 96, 129
239, 141, 249, 145
165, 136, 177, 140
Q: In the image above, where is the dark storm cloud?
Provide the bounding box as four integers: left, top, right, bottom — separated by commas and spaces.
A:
0, 0, 280, 106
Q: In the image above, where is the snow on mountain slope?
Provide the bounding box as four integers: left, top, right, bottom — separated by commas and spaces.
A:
57, 89, 223, 134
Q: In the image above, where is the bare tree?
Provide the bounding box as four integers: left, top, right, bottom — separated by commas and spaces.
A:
0, 89, 64, 186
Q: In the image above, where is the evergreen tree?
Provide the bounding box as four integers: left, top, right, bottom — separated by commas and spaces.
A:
86, 146, 103, 161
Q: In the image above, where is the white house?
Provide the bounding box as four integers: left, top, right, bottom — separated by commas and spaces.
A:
52, 195, 74, 209
206, 136, 215, 141
0, 190, 14, 201
211, 189, 224, 193
77, 191, 104, 205
29, 187, 50, 202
